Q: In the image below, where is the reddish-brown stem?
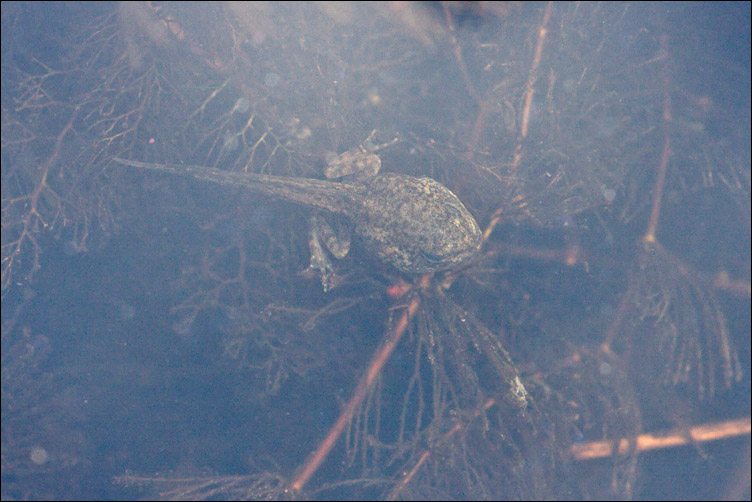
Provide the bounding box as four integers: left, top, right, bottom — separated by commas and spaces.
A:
571, 417, 751, 460
644, 35, 673, 245
290, 277, 426, 493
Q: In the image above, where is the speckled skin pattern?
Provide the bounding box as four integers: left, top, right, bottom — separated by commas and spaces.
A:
113, 158, 482, 274
352, 172, 481, 273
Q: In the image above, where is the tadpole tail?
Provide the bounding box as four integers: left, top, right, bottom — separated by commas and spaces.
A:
112, 157, 359, 214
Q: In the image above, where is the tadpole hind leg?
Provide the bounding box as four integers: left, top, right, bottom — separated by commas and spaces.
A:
304, 214, 349, 292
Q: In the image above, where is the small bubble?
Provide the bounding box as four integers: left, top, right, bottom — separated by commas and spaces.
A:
30, 446, 49, 465
264, 72, 280, 87
602, 188, 616, 203
366, 88, 382, 106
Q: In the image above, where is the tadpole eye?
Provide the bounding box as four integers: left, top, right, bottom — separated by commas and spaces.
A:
420, 251, 445, 264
